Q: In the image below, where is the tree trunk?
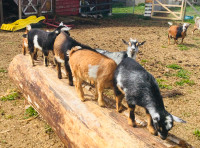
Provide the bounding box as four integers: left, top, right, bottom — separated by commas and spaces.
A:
8, 54, 192, 148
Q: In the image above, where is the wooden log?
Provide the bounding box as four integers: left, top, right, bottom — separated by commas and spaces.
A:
8, 54, 193, 148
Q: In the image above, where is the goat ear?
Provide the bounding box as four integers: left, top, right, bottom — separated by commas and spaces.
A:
139, 41, 146, 46
171, 114, 186, 123
122, 39, 129, 45
22, 34, 27, 38
61, 27, 71, 32
59, 22, 64, 26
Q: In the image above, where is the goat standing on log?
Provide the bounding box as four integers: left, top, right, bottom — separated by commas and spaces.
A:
24, 22, 70, 66
96, 38, 145, 65
113, 57, 186, 140
192, 16, 200, 35
168, 22, 191, 45
22, 25, 31, 55
53, 31, 93, 86
69, 46, 117, 107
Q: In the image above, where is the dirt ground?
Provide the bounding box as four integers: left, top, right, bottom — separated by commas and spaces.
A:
0, 15, 200, 147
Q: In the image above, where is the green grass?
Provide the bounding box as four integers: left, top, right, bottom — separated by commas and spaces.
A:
156, 79, 172, 89
45, 124, 53, 134
176, 69, 190, 79
193, 129, 200, 140
175, 79, 195, 86
167, 64, 182, 70
141, 59, 148, 63
112, 3, 145, 14
0, 91, 20, 101
24, 106, 38, 119
177, 44, 189, 51
161, 45, 167, 48
0, 69, 7, 73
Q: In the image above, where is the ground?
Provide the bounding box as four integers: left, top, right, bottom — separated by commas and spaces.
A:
0, 15, 200, 147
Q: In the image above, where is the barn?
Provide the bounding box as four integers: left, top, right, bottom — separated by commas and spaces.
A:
0, 0, 112, 24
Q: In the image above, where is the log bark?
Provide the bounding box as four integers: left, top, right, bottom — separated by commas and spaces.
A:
8, 54, 192, 148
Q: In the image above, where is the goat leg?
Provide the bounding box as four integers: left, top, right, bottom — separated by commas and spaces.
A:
127, 104, 136, 127
146, 109, 158, 135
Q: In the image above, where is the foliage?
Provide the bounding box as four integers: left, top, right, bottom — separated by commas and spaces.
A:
0, 69, 7, 73
0, 91, 20, 101
176, 69, 190, 79
24, 106, 38, 119
45, 124, 53, 134
156, 79, 172, 89
167, 64, 182, 70
176, 79, 195, 86
193, 129, 200, 140
177, 44, 189, 51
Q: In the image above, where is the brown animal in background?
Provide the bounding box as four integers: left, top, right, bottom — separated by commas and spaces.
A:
69, 46, 117, 107
168, 22, 191, 45
22, 25, 31, 55
192, 17, 200, 35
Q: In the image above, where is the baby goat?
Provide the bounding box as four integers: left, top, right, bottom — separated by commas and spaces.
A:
53, 31, 93, 86
96, 38, 145, 65
25, 22, 70, 66
113, 57, 186, 140
168, 22, 191, 45
192, 16, 200, 35
22, 25, 31, 55
69, 46, 117, 107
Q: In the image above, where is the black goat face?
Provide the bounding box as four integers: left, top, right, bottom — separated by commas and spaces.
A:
153, 114, 173, 140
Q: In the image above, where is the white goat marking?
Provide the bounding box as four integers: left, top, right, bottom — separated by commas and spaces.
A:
61, 27, 71, 32
88, 64, 99, 79
55, 56, 64, 63
24, 42, 28, 48
183, 23, 189, 31
165, 115, 173, 130
33, 35, 42, 51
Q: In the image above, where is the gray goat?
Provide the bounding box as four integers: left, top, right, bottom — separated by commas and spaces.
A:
96, 38, 145, 65
113, 57, 186, 140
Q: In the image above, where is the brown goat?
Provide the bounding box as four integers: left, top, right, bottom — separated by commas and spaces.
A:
69, 46, 117, 107
22, 26, 30, 55
168, 22, 191, 45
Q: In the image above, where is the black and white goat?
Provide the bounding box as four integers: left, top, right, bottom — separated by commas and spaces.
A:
53, 31, 93, 86
113, 57, 186, 140
96, 38, 145, 65
25, 22, 70, 66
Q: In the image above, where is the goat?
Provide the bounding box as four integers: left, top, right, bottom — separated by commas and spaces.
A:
192, 16, 200, 35
168, 22, 191, 45
53, 31, 93, 86
69, 46, 117, 107
113, 57, 186, 140
25, 22, 70, 66
22, 25, 31, 55
96, 38, 145, 65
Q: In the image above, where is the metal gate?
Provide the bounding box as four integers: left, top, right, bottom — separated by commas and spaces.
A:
22, 0, 52, 15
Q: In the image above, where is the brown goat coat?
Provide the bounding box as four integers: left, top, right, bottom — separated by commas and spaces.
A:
69, 47, 117, 107
168, 25, 187, 45
22, 29, 29, 55
54, 32, 66, 61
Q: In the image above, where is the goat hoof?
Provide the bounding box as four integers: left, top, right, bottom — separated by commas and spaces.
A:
128, 118, 137, 127
98, 101, 105, 107
80, 98, 85, 102
69, 81, 73, 86
147, 126, 157, 136
58, 75, 62, 79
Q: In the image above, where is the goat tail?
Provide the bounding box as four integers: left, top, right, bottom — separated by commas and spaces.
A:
26, 25, 32, 32
69, 46, 82, 57
168, 22, 173, 26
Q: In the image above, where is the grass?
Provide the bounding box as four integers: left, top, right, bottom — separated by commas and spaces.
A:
156, 79, 172, 89
45, 124, 54, 134
141, 59, 148, 63
0, 69, 7, 73
167, 64, 182, 70
24, 106, 38, 119
0, 91, 20, 101
112, 2, 144, 15
176, 69, 190, 79
177, 44, 189, 51
193, 129, 200, 140
161, 45, 167, 48
175, 79, 195, 86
